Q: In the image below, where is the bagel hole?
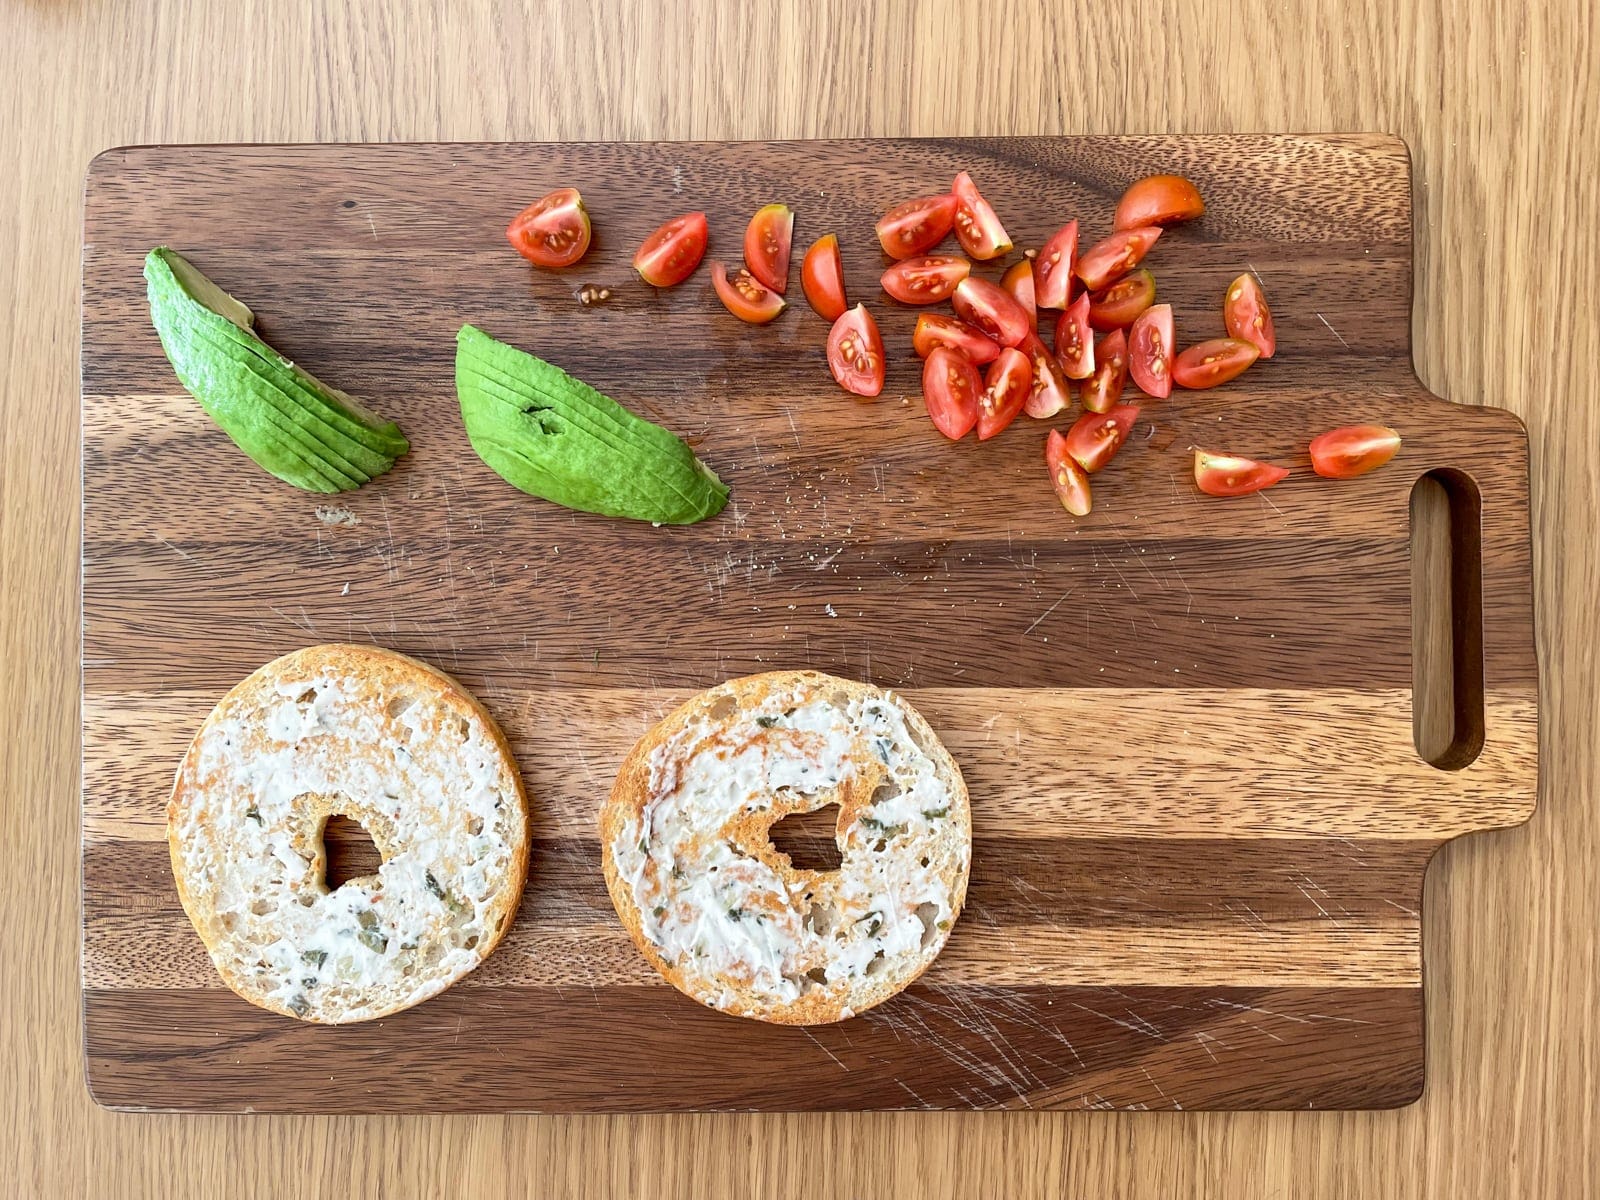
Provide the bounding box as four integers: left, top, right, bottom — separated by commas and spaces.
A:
386, 693, 416, 719
455, 717, 470, 741
249, 898, 273, 917
767, 803, 843, 872
467, 815, 484, 836
322, 813, 384, 890
707, 693, 737, 720
296, 687, 317, 704
805, 902, 838, 937
916, 902, 939, 949
865, 949, 886, 977
806, 966, 828, 985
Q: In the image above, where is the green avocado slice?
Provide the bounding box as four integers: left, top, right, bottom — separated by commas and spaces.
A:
455, 325, 728, 525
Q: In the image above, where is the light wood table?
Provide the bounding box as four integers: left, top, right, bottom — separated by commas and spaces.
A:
4, 1, 1594, 1195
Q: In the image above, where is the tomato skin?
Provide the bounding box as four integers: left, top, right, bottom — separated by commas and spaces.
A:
876, 194, 958, 259
1224, 272, 1276, 358
1088, 269, 1156, 331
506, 188, 592, 268
711, 261, 786, 324
951, 171, 1013, 260
1064, 404, 1140, 473
1193, 450, 1290, 497
977, 347, 1031, 440
1127, 303, 1174, 399
881, 254, 971, 305
1046, 430, 1093, 516
799, 234, 848, 320
826, 304, 886, 398
1114, 174, 1205, 230
633, 212, 708, 287
922, 347, 982, 440
1309, 425, 1402, 478
1075, 226, 1162, 291
1053, 291, 1095, 380
1172, 338, 1260, 389
1000, 259, 1038, 332
952, 277, 1031, 347
743, 204, 794, 294
1034, 220, 1079, 309
1081, 329, 1129, 414
1017, 331, 1072, 419
911, 314, 1001, 364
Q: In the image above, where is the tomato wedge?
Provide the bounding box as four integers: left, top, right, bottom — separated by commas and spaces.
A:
1088, 269, 1156, 331
1194, 450, 1290, 497
1173, 338, 1260, 389
1064, 405, 1140, 473
1114, 174, 1205, 230
826, 305, 885, 398
1046, 430, 1093, 516
1225, 272, 1276, 358
744, 204, 794, 294
507, 188, 591, 268
1053, 291, 1095, 380
952, 277, 1031, 347
951, 171, 1013, 260
1075, 226, 1162, 291
634, 212, 708, 287
711, 261, 785, 324
881, 254, 971, 305
1128, 303, 1174, 399
1034, 220, 1079, 309
1017, 331, 1072, 419
977, 347, 1031, 440
1000, 259, 1038, 332
1081, 329, 1129, 414
800, 234, 848, 321
876, 194, 958, 259
912, 314, 1001, 364
922, 347, 982, 440
1309, 425, 1402, 478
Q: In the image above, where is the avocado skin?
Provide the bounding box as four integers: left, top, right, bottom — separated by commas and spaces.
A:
455, 325, 728, 525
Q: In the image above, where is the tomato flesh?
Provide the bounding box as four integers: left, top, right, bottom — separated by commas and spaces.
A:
977, 347, 1031, 440
1173, 338, 1260, 389
912, 314, 1001, 364
634, 212, 708, 287
1065, 405, 1140, 473
881, 254, 971, 305
744, 203, 794, 294
1075, 226, 1162, 291
507, 187, 591, 268
952, 277, 1030, 347
1114, 174, 1205, 230
951, 171, 1013, 260
1128, 303, 1174, 398
876, 193, 958, 259
1088, 269, 1156, 331
711, 261, 785, 324
1081, 329, 1129, 414
1309, 425, 1402, 478
1001, 259, 1038, 332
1017, 331, 1071, 419
1034, 220, 1079, 309
1224, 272, 1276, 358
826, 304, 885, 398
1193, 450, 1290, 497
800, 234, 848, 320
1053, 291, 1095, 380
1046, 430, 1092, 516
922, 347, 982, 440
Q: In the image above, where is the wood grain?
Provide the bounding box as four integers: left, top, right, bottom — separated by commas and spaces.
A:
6, 0, 1595, 1195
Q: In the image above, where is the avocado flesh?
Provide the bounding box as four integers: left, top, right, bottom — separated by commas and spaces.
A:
455, 324, 728, 525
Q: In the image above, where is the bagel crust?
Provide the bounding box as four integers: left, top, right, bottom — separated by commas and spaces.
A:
167, 644, 530, 1023
601, 671, 972, 1024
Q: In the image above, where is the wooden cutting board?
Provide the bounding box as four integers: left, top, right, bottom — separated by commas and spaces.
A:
80, 135, 1538, 1112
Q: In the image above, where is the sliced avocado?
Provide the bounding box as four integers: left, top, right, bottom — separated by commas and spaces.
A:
455, 325, 728, 525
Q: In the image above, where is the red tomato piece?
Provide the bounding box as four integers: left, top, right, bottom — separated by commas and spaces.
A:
1114, 174, 1205, 230
826, 305, 885, 398
744, 203, 794, 294
1064, 405, 1141, 473
1046, 430, 1092, 516
951, 171, 1013, 260
1193, 450, 1290, 497
634, 212, 709, 287
1128, 303, 1174, 399
1034, 220, 1079, 309
506, 187, 591, 268
1088, 269, 1156, 331
922, 347, 982, 440
1053, 291, 1095, 380
1017, 331, 1072, 419
800, 234, 848, 321
1225, 272, 1276, 358
1309, 425, 1402, 479
977, 347, 1031, 440
1081, 329, 1129, 414
876, 194, 958, 259
911, 314, 1001, 364
881, 255, 971, 305
952, 277, 1031, 347
711, 261, 785, 324
1172, 338, 1260, 389
1001, 259, 1038, 332
1075, 226, 1162, 291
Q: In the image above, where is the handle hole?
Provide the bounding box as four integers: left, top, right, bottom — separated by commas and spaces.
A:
1410, 469, 1486, 769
